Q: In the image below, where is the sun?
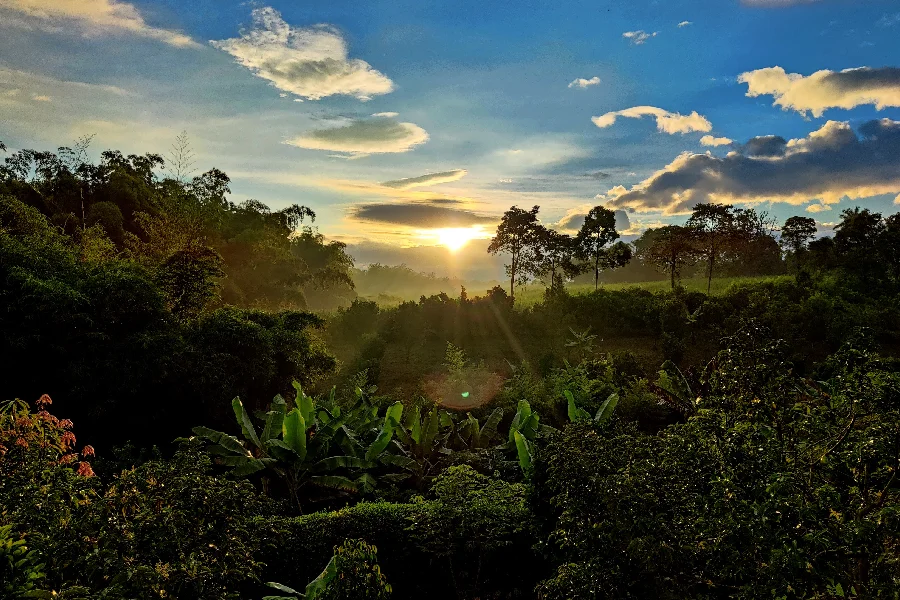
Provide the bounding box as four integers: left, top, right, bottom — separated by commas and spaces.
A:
435, 227, 480, 251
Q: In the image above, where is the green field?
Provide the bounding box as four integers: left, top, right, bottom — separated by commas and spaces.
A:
513, 275, 791, 307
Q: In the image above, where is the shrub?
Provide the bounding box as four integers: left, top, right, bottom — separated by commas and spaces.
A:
256, 465, 538, 599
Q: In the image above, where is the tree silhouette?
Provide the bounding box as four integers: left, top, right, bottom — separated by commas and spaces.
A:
167, 130, 197, 182
643, 225, 699, 289
687, 203, 736, 294
487, 205, 542, 304
575, 206, 621, 290
535, 226, 578, 292
780, 216, 817, 254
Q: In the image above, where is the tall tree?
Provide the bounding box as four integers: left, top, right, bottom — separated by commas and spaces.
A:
687, 203, 736, 294
575, 206, 621, 290
535, 226, 578, 292
643, 225, 698, 289
834, 207, 885, 283
487, 205, 542, 304
780, 216, 817, 254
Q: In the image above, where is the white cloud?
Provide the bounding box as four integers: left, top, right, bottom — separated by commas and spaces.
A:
739, 66, 900, 117
0, 0, 198, 47
806, 203, 831, 213
678, 21, 692, 27
210, 7, 394, 101
879, 13, 900, 27
372, 112, 399, 117
700, 134, 733, 147
598, 119, 900, 215
32, 94, 51, 102
286, 117, 428, 156
623, 30, 658, 45
0, 67, 134, 101
568, 76, 601, 89
592, 106, 713, 134
381, 169, 468, 189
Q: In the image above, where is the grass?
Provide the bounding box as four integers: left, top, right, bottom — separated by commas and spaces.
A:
357, 274, 792, 309
513, 275, 792, 307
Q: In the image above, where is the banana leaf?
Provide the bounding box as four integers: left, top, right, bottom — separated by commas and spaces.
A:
595, 392, 619, 424
283, 409, 307, 462
232, 397, 261, 449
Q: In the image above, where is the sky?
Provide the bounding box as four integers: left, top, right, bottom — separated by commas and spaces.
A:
1, 0, 900, 279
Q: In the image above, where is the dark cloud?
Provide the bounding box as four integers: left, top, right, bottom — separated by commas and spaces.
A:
425, 198, 465, 205
350, 202, 497, 228
558, 210, 631, 232
741, 135, 787, 157
601, 119, 900, 214
585, 171, 611, 180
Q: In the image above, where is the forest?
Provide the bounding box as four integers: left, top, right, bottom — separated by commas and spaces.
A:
3, 140, 900, 599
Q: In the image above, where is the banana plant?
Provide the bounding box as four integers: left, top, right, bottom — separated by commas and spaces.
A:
506, 400, 541, 476
456, 408, 503, 449
191, 382, 402, 511
381, 405, 456, 490
654, 360, 696, 415
565, 389, 619, 424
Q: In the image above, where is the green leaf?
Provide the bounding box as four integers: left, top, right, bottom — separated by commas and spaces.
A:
308, 475, 357, 492
565, 390, 590, 422
283, 408, 307, 462
304, 555, 338, 600
261, 395, 287, 442
509, 400, 532, 443
220, 456, 275, 477
385, 401, 403, 425
657, 360, 692, 405
310, 455, 372, 472
232, 397, 261, 449
356, 472, 377, 494
366, 402, 404, 460
409, 406, 422, 445
378, 453, 418, 471
265, 438, 299, 462
594, 392, 619, 423
481, 408, 503, 444
293, 381, 315, 426
423, 408, 439, 448
513, 430, 532, 475
267, 582, 301, 594
192, 426, 247, 456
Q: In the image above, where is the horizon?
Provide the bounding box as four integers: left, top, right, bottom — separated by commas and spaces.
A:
2, 0, 900, 279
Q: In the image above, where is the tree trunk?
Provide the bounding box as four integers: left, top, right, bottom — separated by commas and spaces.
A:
707, 253, 714, 295
510, 253, 516, 304
594, 255, 600, 290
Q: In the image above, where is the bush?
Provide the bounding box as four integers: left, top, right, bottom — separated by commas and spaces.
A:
256, 465, 538, 599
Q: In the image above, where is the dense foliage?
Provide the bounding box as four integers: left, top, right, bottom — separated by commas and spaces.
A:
4, 139, 900, 598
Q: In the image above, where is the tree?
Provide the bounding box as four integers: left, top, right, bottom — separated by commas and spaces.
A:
535, 226, 578, 292
687, 203, 736, 294
487, 205, 542, 304
834, 207, 885, 282
780, 216, 817, 254
575, 206, 621, 290
155, 244, 225, 319
166, 130, 196, 182
642, 225, 698, 289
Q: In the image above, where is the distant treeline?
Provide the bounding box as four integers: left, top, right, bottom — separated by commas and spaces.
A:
352, 263, 498, 303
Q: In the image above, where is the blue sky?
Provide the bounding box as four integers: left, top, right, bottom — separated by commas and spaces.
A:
1, 0, 900, 278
